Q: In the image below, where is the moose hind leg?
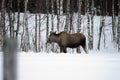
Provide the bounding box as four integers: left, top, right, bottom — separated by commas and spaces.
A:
76, 47, 81, 53
60, 47, 63, 53
82, 45, 88, 53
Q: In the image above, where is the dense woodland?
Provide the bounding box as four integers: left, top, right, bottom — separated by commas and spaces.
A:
0, 0, 119, 16
0, 0, 120, 52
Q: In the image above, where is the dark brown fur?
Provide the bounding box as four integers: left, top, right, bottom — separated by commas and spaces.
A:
47, 31, 87, 53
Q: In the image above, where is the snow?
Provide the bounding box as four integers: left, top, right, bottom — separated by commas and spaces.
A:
16, 52, 120, 80
1, 51, 120, 80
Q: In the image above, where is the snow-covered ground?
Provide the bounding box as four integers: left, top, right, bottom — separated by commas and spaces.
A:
0, 51, 120, 80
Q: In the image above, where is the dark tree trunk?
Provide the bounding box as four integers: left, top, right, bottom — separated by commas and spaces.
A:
117, 0, 120, 52
3, 37, 17, 80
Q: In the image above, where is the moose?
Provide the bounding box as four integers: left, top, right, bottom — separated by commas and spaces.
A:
47, 31, 88, 53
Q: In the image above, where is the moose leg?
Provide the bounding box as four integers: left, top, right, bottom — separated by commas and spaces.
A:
76, 47, 81, 53
63, 46, 67, 53
60, 47, 63, 52
82, 45, 88, 53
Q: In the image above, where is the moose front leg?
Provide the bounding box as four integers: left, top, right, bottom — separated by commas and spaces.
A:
60, 46, 67, 53
63, 47, 67, 53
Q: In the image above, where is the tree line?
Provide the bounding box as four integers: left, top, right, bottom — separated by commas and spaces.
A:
0, 0, 119, 16
0, 0, 120, 52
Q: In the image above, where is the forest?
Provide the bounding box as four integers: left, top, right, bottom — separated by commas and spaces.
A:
0, 0, 120, 52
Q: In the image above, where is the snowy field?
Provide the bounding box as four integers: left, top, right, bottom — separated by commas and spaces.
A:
0, 51, 120, 80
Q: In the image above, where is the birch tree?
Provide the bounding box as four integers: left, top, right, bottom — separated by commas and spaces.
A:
0, 0, 6, 51
38, 9, 41, 52
46, 0, 49, 52
69, 0, 74, 33
117, 0, 120, 51
3, 37, 17, 80
86, 0, 91, 50
77, 0, 82, 33
16, 0, 20, 38
20, 0, 30, 51
77, 0, 82, 53
35, 13, 38, 52
8, 0, 13, 37
97, 0, 105, 50
112, 0, 116, 42
57, 0, 60, 32
51, 0, 54, 32
89, 0, 94, 50
64, 0, 70, 32
51, 0, 55, 52
57, 0, 63, 32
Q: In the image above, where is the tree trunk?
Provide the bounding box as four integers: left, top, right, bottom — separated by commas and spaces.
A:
69, 0, 74, 34
98, 16, 105, 50
77, 0, 82, 33
57, 0, 60, 32
117, 0, 120, 52
77, 0, 82, 53
0, 0, 6, 51
7, 0, 16, 38
112, 0, 116, 42
46, 0, 49, 52
3, 37, 17, 80
89, 0, 94, 50
64, 0, 70, 32
38, 14, 41, 52
35, 14, 38, 52
20, 0, 30, 51
87, 0, 91, 50
16, 0, 20, 38
51, 0, 54, 32
97, 0, 105, 50
51, 0, 55, 52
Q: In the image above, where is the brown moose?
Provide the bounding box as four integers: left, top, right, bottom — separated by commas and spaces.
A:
47, 31, 88, 53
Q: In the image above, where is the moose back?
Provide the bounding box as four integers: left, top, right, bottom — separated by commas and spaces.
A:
47, 31, 87, 53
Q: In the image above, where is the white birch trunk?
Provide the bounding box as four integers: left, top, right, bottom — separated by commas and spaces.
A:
16, 0, 20, 37
98, 16, 105, 50
57, 0, 60, 32
64, 0, 70, 32
35, 14, 38, 52
46, 0, 49, 52
77, 0, 82, 33
51, 0, 55, 52
87, 0, 91, 50
89, 0, 94, 50
38, 14, 41, 52
112, 0, 116, 42
0, 0, 6, 51
21, 0, 30, 51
